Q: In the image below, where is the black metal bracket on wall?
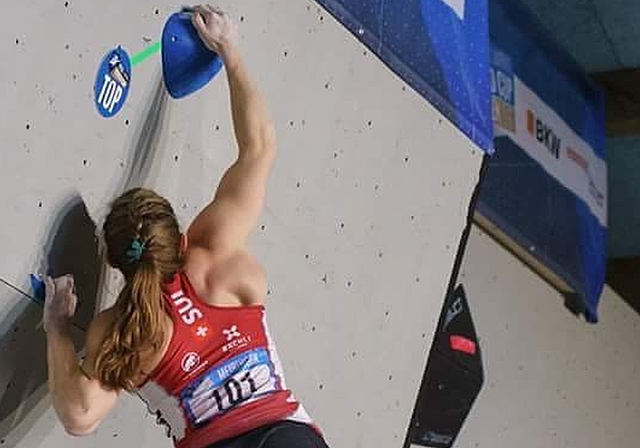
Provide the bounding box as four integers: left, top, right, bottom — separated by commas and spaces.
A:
403, 155, 489, 448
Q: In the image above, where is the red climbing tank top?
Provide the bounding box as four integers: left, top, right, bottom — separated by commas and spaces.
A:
137, 272, 314, 448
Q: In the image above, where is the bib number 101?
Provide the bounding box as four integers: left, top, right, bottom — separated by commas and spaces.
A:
213, 371, 257, 410
189, 370, 265, 425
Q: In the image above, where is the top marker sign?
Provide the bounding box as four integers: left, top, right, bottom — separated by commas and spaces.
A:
94, 47, 132, 118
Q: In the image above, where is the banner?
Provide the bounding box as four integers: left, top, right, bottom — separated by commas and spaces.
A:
479, 0, 607, 322
314, 0, 494, 154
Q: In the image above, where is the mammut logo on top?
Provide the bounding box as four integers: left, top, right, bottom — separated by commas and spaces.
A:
181, 352, 200, 373
171, 291, 204, 325
527, 110, 561, 159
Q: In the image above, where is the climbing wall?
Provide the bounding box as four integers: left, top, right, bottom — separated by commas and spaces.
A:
452, 227, 640, 448
0, 1, 482, 447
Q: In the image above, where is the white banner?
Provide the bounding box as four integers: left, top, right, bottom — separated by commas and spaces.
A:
494, 77, 607, 226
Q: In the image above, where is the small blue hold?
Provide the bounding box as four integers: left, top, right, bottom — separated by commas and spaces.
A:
29, 274, 46, 305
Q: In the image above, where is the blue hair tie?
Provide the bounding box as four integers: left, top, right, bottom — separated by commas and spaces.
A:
126, 238, 146, 263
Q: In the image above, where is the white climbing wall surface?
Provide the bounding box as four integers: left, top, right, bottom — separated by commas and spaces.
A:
0, 1, 482, 447
453, 227, 640, 448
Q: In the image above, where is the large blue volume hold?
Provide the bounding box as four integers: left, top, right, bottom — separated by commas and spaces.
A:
161, 11, 223, 99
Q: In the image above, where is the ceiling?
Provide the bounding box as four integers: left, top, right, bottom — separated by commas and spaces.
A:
518, 0, 640, 73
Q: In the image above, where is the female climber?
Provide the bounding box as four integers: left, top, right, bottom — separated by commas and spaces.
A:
43, 5, 330, 448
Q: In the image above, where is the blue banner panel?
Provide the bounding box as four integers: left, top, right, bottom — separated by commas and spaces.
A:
315, 0, 494, 153
480, 0, 607, 322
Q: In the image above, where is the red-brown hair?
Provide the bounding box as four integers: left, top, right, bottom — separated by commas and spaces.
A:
96, 188, 183, 391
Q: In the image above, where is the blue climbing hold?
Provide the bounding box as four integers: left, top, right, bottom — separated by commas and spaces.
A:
29, 274, 46, 305
161, 10, 223, 99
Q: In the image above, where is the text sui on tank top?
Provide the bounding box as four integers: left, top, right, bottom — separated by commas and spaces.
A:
136, 272, 315, 448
